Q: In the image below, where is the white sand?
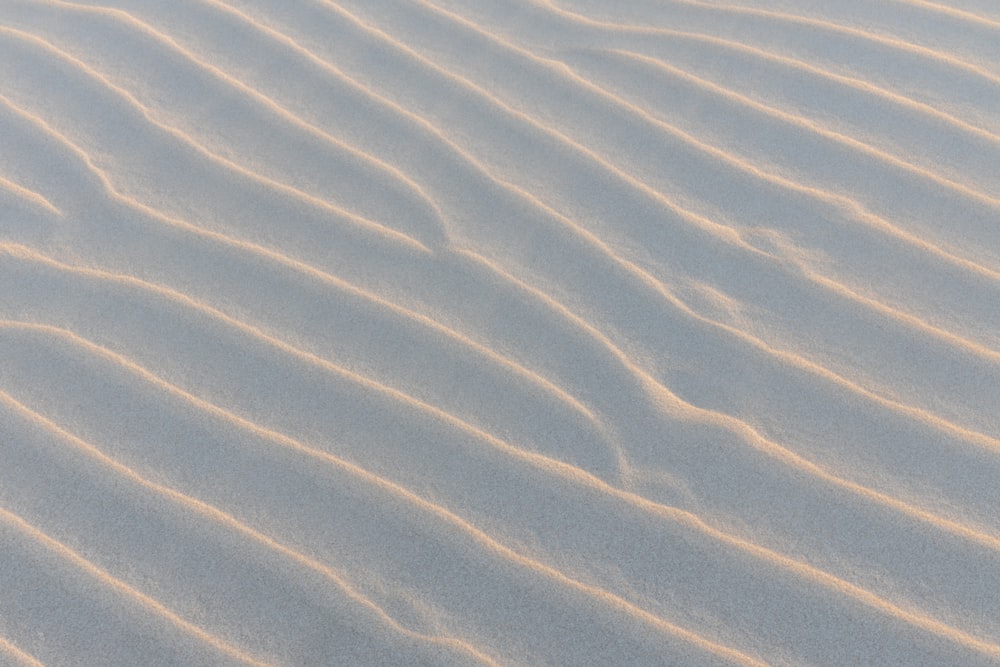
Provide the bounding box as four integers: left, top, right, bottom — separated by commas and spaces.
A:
1, 0, 998, 665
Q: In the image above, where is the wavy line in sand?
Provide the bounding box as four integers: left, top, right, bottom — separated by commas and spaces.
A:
49, 0, 994, 370
0, 90, 606, 440
423, 0, 1000, 207
288, 0, 1000, 369
456, 248, 1000, 543
401, 0, 1000, 269
500, 0, 1000, 145
134, 0, 1000, 332
5, 316, 1000, 662
209, 0, 1000, 396
0, 174, 61, 216
5, 235, 996, 548
6, 229, 999, 558
0, 496, 270, 666
22, 0, 452, 247
562, 47, 1000, 356
0, 638, 45, 667
48, 0, 971, 433
0, 325, 764, 667
8, 6, 991, 456
0, 385, 503, 667
3, 244, 1000, 659
511, 1, 1000, 281
521, 50, 1000, 360
11, 1, 992, 467
898, 0, 1000, 27
348, 0, 1000, 412
5, 0, 996, 655
728, 0, 1000, 39
614, 0, 1000, 84
9, 0, 1000, 620
0, 25, 431, 254
4, 242, 629, 510
585, 46, 1000, 205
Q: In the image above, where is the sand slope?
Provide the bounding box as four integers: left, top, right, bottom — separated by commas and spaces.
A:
0, 0, 998, 665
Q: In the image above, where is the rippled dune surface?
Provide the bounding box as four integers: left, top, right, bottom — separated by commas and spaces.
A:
1, 1, 998, 665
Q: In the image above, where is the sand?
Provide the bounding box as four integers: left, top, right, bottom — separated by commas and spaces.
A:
1, 0, 998, 665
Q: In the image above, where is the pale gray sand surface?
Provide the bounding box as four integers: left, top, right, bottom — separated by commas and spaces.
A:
1, 1, 998, 665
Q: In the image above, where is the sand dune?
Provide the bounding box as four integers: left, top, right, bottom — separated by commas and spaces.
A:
1, 0, 998, 665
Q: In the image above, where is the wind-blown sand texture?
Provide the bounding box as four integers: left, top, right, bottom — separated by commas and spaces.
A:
1, 0, 998, 665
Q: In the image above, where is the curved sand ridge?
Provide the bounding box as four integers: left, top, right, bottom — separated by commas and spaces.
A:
1, 0, 998, 665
